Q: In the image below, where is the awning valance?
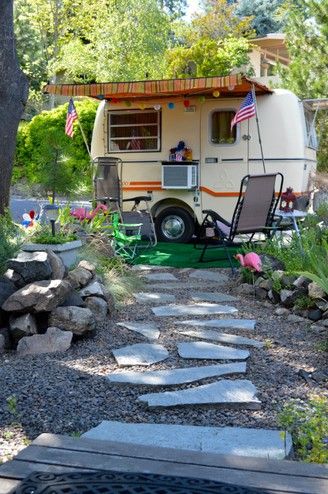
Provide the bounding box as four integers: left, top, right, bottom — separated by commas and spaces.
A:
43, 75, 272, 101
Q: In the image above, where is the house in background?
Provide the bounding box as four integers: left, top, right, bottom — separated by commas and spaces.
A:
249, 33, 290, 82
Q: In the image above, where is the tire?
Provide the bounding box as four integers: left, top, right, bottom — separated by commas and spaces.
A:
155, 207, 195, 243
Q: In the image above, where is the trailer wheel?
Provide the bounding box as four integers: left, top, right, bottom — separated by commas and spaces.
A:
155, 207, 195, 243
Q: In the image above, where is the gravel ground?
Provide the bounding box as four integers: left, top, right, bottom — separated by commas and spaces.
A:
0, 267, 327, 463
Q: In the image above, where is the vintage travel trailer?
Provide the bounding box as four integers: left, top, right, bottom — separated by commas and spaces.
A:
45, 75, 317, 242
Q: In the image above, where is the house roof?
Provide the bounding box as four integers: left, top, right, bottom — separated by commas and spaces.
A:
43, 75, 272, 101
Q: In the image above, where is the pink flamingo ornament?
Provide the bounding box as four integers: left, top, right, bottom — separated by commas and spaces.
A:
235, 253, 262, 273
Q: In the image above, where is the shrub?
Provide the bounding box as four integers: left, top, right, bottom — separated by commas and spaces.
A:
14, 99, 98, 199
0, 214, 23, 275
278, 396, 328, 463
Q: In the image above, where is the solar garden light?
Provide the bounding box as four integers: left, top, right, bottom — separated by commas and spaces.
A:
44, 204, 59, 236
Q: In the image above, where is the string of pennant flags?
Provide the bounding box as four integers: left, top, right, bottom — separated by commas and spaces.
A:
103, 89, 228, 110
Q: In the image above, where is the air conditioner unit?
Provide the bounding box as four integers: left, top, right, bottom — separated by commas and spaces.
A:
162, 164, 198, 189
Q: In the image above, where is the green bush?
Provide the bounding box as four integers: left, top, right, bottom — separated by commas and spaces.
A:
0, 215, 23, 276
14, 99, 98, 199
278, 396, 328, 463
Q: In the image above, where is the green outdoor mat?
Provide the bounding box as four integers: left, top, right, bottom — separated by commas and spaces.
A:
133, 242, 240, 269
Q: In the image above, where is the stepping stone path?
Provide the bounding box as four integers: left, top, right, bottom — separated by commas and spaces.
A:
97, 266, 292, 459
177, 329, 264, 348
152, 303, 238, 317
113, 343, 169, 366
83, 421, 292, 460
116, 322, 160, 340
191, 291, 238, 303
108, 362, 246, 385
143, 273, 178, 282
138, 380, 261, 409
133, 292, 176, 304
177, 319, 256, 330
178, 342, 250, 360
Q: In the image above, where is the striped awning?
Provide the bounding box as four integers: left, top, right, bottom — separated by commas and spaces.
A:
43, 75, 272, 100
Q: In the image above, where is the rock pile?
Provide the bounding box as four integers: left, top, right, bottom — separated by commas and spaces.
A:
237, 270, 328, 325
0, 251, 113, 356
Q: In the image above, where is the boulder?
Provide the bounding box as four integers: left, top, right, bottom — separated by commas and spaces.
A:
268, 289, 280, 304
79, 281, 107, 299
60, 290, 85, 307
254, 287, 267, 300
47, 249, 65, 280
0, 280, 16, 306
2, 280, 71, 313
293, 276, 312, 290
17, 327, 73, 356
313, 190, 328, 212
280, 289, 303, 308
0, 328, 11, 352
236, 283, 254, 296
49, 306, 96, 335
7, 251, 52, 285
3, 269, 25, 288
78, 260, 96, 275
308, 309, 323, 322
287, 314, 309, 324
258, 279, 273, 291
308, 282, 326, 300
274, 307, 289, 316
67, 266, 93, 289
85, 296, 108, 322
9, 313, 38, 340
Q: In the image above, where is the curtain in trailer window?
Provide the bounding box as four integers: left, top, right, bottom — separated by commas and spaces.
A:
211, 111, 236, 144
108, 110, 160, 152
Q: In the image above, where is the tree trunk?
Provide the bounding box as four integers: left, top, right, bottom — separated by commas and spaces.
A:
0, 1, 29, 215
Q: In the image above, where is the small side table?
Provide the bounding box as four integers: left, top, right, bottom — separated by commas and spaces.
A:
274, 209, 308, 238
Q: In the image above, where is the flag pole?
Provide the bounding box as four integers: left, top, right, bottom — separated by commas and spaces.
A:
252, 85, 266, 174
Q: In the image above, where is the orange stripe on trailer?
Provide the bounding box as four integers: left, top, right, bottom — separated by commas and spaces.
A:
123, 187, 163, 191
129, 181, 161, 185
200, 187, 240, 197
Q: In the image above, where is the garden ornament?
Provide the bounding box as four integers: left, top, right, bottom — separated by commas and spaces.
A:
235, 253, 262, 273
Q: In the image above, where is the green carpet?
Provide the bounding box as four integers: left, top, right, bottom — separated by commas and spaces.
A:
133, 242, 240, 269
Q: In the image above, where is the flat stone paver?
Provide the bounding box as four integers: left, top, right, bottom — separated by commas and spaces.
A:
133, 292, 176, 304
189, 270, 229, 283
148, 282, 222, 290
107, 362, 246, 385
143, 273, 178, 282
116, 322, 160, 340
178, 342, 249, 360
83, 421, 292, 459
177, 329, 263, 348
191, 291, 238, 303
177, 319, 256, 330
152, 303, 238, 317
138, 380, 261, 409
132, 265, 172, 271
113, 343, 169, 366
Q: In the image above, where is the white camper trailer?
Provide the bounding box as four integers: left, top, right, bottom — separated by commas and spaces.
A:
46, 75, 317, 242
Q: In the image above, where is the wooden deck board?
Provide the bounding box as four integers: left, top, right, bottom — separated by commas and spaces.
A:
0, 433, 327, 494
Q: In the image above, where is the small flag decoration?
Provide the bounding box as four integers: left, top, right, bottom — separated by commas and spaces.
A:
65, 99, 78, 138
231, 91, 256, 130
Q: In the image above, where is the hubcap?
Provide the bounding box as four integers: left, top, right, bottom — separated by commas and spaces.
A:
161, 215, 185, 240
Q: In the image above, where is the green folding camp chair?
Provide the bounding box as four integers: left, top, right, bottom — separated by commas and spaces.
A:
109, 212, 143, 261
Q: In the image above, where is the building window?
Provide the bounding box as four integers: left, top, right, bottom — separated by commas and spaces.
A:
211, 110, 236, 144
108, 110, 161, 152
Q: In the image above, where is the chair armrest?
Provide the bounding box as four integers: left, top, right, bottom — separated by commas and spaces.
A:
122, 196, 152, 203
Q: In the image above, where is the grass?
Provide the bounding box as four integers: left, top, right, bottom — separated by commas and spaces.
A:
78, 238, 143, 306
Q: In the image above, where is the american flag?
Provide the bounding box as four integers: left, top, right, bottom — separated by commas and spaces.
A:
231, 91, 256, 130
65, 98, 78, 138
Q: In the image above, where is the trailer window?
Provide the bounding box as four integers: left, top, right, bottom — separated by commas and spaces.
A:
108, 110, 161, 152
304, 107, 318, 149
211, 111, 236, 144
